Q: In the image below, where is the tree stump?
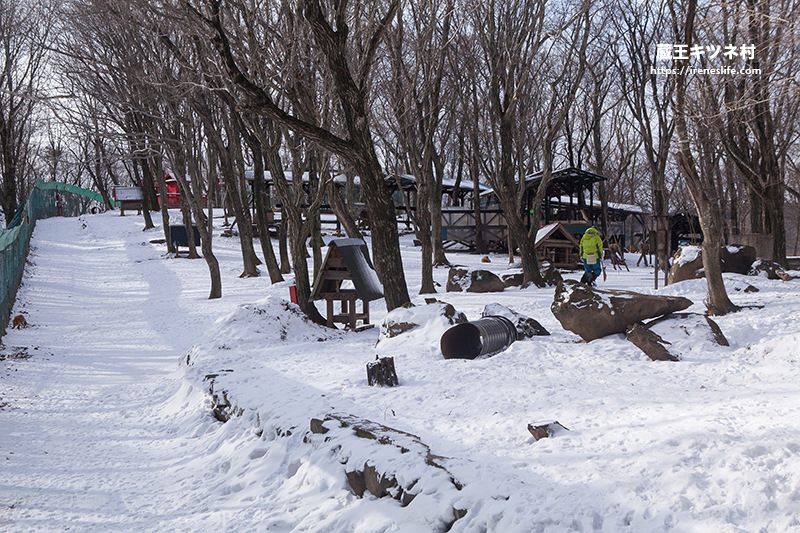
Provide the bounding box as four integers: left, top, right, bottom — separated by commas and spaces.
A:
367, 357, 399, 387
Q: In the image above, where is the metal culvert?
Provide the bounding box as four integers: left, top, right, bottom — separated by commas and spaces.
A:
440, 316, 518, 360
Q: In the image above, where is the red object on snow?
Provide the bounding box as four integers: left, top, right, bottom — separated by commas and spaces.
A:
154, 175, 206, 207
289, 285, 298, 304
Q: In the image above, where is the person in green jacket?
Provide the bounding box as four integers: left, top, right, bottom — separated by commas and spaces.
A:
579, 227, 604, 284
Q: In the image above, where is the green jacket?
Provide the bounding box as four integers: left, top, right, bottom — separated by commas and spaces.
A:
579, 227, 604, 260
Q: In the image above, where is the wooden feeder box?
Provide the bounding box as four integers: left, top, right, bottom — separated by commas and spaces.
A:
311, 239, 384, 329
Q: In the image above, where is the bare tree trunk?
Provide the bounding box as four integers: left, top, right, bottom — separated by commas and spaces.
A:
261, 122, 326, 325
278, 216, 290, 274
431, 153, 449, 267
243, 127, 284, 283
253, 145, 283, 283
152, 151, 175, 254
673, 0, 738, 316
174, 138, 223, 298
327, 180, 362, 238
198, 105, 260, 277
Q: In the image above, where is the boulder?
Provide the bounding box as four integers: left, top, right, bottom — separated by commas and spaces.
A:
669, 244, 768, 285
500, 265, 562, 288
749, 259, 791, 281
626, 323, 679, 361
541, 263, 564, 287
668, 246, 704, 284
721, 245, 757, 274
379, 302, 467, 340
446, 268, 505, 293
550, 280, 693, 341
644, 313, 730, 358
501, 272, 523, 288
481, 303, 549, 338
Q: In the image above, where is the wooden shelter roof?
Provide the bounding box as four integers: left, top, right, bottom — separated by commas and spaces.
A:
524, 167, 607, 191
310, 239, 384, 303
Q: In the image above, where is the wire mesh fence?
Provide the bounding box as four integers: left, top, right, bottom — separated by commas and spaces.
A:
1, 180, 105, 337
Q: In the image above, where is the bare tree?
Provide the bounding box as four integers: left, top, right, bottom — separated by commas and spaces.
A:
184, 0, 412, 311
384, 0, 455, 293
672, 0, 738, 315
614, 0, 677, 273
1, 0, 54, 225
716, 0, 798, 268
473, 0, 589, 286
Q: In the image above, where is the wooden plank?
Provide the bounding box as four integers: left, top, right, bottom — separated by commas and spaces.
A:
321, 270, 351, 280
332, 312, 369, 321
320, 291, 359, 300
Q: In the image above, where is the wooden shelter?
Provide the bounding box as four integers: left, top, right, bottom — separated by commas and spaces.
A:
524, 167, 606, 229
535, 222, 581, 269
310, 239, 384, 328
441, 167, 612, 255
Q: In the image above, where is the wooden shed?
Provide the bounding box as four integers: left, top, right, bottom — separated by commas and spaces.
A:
310, 239, 384, 328
535, 222, 581, 269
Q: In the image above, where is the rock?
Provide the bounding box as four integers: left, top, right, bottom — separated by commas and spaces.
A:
446, 268, 468, 291
501, 265, 562, 288
749, 259, 792, 281
670, 245, 771, 285
644, 313, 730, 358
434, 301, 467, 323
446, 267, 505, 293
363, 463, 397, 498
721, 245, 757, 274
382, 321, 417, 338
319, 413, 462, 508
551, 280, 693, 341
704, 316, 730, 346
626, 323, 679, 361
541, 263, 564, 287
310, 418, 329, 434
501, 272, 523, 288
481, 303, 549, 338
378, 302, 467, 340
668, 246, 704, 284
345, 470, 367, 497
527, 421, 569, 441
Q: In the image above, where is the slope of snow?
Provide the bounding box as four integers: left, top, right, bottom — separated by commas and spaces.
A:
2, 212, 800, 532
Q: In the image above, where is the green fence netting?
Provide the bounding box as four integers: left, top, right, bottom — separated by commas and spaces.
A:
1, 180, 105, 337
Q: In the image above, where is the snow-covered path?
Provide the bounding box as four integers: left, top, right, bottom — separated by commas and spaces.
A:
0, 215, 272, 532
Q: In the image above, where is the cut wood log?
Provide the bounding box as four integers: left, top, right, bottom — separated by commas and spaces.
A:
367, 356, 399, 387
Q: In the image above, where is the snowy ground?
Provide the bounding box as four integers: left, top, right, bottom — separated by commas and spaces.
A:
2, 212, 800, 533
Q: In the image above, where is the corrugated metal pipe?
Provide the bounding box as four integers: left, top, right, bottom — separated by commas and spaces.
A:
440, 316, 517, 360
